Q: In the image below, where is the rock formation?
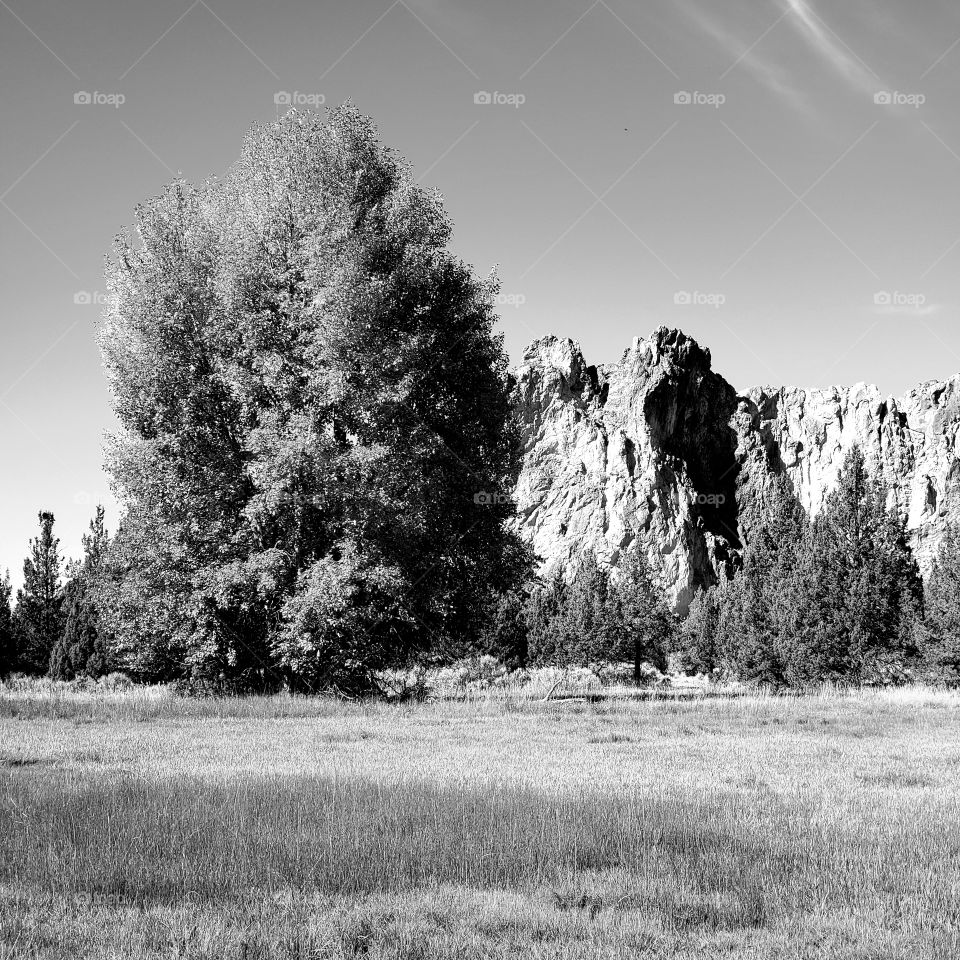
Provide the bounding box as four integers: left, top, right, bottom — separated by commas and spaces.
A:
512, 327, 960, 611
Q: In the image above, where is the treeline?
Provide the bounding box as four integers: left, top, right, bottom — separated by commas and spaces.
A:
0, 508, 113, 682
6, 442, 960, 689
482, 448, 960, 689
3, 107, 960, 694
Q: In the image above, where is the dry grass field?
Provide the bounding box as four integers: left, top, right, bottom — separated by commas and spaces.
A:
1, 683, 959, 958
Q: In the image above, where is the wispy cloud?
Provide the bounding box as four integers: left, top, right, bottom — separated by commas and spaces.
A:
784, 0, 880, 95
677, 0, 812, 113
682, 0, 884, 110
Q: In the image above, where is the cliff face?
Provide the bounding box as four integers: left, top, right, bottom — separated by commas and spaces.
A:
513, 327, 960, 611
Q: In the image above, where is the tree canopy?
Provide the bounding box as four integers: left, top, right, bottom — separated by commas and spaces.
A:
100, 106, 528, 691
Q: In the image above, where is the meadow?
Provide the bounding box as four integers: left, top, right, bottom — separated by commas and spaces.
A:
1, 681, 959, 958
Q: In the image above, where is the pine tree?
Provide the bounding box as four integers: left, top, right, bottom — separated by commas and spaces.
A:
920, 523, 960, 685
481, 588, 530, 668
0, 572, 14, 679
679, 585, 721, 675
607, 543, 675, 676
784, 448, 922, 684
711, 474, 808, 685
13, 512, 64, 675
49, 507, 113, 680
525, 566, 569, 666
523, 547, 675, 675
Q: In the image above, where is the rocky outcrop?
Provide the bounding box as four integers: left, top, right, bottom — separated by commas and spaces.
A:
513, 327, 960, 611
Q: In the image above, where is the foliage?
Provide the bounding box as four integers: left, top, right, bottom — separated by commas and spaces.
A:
12, 512, 64, 675
713, 474, 808, 685
678, 584, 721, 675
49, 507, 114, 681
0, 573, 13, 679
480, 588, 530, 668
683, 451, 924, 687
100, 106, 528, 689
784, 448, 922, 684
607, 542, 675, 675
919, 523, 960, 685
523, 546, 676, 673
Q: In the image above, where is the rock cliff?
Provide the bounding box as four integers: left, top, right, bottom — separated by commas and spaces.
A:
513, 327, 960, 611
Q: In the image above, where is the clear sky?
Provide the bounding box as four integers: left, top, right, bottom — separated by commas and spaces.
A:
2, 0, 960, 581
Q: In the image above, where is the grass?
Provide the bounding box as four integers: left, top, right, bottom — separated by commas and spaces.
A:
1, 685, 959, 957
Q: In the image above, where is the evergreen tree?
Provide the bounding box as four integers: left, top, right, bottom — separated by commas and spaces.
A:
920, 523, 960, 685
712, 474, 808, 684
786, 448, 922, 684
607, 542, 674, 675
524, 547, 675, 675
100, 106, 528, 690
679, 584, 721, 675
13, 512, 64, 674
481, 588, 530, 668
525, 566, 569, 666
0, 572, 13, 680
687, 455, 922, 687
49, 507, 113, 680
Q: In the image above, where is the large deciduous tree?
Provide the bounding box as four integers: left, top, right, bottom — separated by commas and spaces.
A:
100, 106, 527, 691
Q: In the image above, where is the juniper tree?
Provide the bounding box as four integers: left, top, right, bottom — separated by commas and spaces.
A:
0, 573, 13, 679
13, 512, 64, 675
711, 474, 808, 684
920, 523, 960, 685
49, 507, 113, 680
679, 585, 722, 675
786, 447, 922, 684
607, 542, 675, 676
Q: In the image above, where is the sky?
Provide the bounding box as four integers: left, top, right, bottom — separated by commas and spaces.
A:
2, 0, 960, 581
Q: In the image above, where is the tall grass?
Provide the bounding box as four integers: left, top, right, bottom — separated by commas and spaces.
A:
3, 770, 958, 925
2, 687, 960, 957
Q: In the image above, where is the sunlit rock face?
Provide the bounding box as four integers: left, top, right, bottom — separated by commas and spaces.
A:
513, 327, 960, 612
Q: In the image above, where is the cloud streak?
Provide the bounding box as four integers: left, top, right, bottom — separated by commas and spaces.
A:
785, 0, 879, 95
677, 0, 812, 113
682, 0, 884, 110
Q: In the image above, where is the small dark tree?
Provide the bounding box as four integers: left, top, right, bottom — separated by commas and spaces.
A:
525, 566, 572, 667
13, 512, 64, 675
786, 448, 922, 684
481, 588, 530, 668
0, 572, 14, 680
711, 475, 808, 685
524, 547, 674, 676
49, 507, 113, 680
920, 523, 960, 685
680, 585, 721, 675
608, 543, 674, 675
